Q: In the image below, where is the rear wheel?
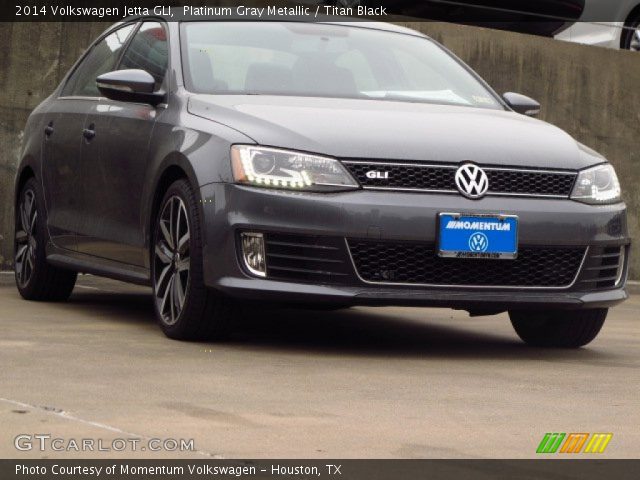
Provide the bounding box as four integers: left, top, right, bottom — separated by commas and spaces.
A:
509, 309, 607, 348
152, 179, 237, 340
14, 177, 77, 301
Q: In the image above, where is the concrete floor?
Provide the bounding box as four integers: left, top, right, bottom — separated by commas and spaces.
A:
0, 273, 638, 459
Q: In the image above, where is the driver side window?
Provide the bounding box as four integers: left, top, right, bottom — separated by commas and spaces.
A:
61, 24, 135, 97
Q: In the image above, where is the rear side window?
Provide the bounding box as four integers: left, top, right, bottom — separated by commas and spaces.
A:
62, 24, 136, 97
119, 22, 169, 91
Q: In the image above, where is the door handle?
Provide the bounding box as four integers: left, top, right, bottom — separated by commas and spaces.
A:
44, 122, 54, 137
82, 124, 96, 141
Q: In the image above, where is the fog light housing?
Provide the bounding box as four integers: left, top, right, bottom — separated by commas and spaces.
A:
240, 232, 266, 277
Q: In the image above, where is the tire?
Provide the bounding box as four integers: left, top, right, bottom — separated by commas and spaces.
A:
151, 179, 237, 341
509, 309, 608, 348
621, 18, 640, 51
14, 177, 77, 301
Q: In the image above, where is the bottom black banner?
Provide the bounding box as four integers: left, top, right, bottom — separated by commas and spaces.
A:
3, 460, 639, 480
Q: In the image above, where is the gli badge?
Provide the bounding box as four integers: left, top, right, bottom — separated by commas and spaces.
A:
366, 170, 390, 180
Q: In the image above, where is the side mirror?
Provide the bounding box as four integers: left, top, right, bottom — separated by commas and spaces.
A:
96, 69, 165, 106
503, 92, 541, 117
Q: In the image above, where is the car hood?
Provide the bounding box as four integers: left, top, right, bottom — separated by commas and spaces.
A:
188, 95, 602, 170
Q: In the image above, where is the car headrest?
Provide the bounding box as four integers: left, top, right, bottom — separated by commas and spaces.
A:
188, 48, 228, 93
245, 63, 293, 94
291, 56, 358, 97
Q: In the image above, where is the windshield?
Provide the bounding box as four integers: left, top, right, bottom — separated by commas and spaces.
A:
181, 22, 503, 109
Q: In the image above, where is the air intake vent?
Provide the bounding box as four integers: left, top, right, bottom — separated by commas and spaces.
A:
579, 246, 625, 290
347, 240, 586, 288
263, 233, 354, 284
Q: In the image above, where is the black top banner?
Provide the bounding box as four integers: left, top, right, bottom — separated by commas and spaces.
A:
5, 0, 637, 24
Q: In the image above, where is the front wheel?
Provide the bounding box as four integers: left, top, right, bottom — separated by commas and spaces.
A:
509, 309, 608, 348
621, 18, 640, 51
152, 179, 237, 341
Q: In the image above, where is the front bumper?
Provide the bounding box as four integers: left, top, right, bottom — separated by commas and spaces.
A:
200, 183, 630, 310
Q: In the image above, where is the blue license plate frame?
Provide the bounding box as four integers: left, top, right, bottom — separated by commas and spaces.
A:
438, 213, 519, 259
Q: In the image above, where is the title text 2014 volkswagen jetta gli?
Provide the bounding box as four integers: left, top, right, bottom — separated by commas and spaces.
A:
15, 19, 629, 347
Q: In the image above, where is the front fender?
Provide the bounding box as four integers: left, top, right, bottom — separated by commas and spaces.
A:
142, 113, 253, 266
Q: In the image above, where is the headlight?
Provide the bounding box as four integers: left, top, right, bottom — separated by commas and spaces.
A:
571, 164, 621, 205
231, 145, 359, 192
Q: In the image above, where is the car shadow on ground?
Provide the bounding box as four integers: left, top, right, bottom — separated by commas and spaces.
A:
232, 306, 617, 362
60, 287, 620, 362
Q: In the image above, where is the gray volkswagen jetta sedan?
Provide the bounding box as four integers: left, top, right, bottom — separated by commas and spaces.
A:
14, 19, 629, 346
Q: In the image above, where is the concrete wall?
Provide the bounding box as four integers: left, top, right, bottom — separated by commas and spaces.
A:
0, 22, 107, 267
0, 21, 638, 277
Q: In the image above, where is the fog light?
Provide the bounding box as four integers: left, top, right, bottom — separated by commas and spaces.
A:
241, 232, 266, 277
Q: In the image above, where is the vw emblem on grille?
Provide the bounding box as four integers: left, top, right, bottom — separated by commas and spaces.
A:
469, 232, 489, 252
455, 163, 489, 199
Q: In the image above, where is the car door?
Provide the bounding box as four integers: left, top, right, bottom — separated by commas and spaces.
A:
76, 21, 169, 266
42, 23, 136, 252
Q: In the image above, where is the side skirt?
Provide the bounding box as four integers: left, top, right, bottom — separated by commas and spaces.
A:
46, 243, 151, 286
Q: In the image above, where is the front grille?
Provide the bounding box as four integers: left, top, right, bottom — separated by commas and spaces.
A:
263, 233, 354, 284
348, 240, 586, 288
484, 169, 576, 196
578, 246, 625, 289
345, 162, 456, 191
343, 161, 577, 197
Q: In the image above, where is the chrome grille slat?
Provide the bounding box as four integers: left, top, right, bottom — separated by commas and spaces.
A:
580, 276, 619, 283
585, 265, 619, 271
589, 253, 622, 259
266, 253, 344, 264
268, 265, 350, 276
265, 240, 340, 251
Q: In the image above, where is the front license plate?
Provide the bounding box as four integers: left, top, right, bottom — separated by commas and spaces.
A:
438, 213, 518, 259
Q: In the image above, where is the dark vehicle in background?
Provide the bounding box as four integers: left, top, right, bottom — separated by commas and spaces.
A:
14, 19, 629, 347
314, 0, 586, 36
